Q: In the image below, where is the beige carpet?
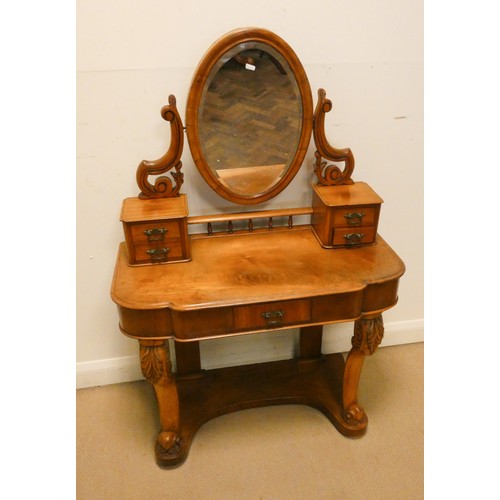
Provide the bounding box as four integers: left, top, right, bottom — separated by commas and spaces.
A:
77, 343, 423, 499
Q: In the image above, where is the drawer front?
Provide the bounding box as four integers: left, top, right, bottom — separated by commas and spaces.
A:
134, 239, 184, 264
332, 226, 376, 247
333, 206, 378, 228
234, 299, 310, 331
130, 220, 181, 244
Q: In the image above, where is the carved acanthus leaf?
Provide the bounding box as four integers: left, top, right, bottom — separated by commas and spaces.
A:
140, 342, 173, 385
352, 316, 384, 355
140, 346, 164, 384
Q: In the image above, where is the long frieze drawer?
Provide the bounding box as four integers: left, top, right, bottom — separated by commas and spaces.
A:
233, 299, 310, 330
332, 207, 378, 228
332, 226, 377, 247
130, 220, 182, 243
133, 240, 185, 264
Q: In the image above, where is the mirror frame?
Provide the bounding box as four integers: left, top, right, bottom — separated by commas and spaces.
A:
185, 28, 313, 205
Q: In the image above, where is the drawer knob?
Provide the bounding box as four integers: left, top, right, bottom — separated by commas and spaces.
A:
146, 247, 170, 261
144, 228, 168, 241
344, 212, 365, 226
343, 233, 365, 245
261, 310, 285, 326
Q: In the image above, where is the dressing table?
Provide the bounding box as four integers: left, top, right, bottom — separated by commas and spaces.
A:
110, 28, 405, 467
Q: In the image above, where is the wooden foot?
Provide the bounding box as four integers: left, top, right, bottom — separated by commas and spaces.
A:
342, 315, 384, 427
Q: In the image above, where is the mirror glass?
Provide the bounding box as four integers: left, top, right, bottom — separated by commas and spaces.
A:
197, 43, 303, 196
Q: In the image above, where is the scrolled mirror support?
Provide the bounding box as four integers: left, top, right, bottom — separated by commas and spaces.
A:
137, 95, 184, 199
313, 88, 354, 185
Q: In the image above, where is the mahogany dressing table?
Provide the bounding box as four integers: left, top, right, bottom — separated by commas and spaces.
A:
110, 28, 405, 467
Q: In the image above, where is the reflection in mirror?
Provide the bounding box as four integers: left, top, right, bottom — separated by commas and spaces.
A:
198, 43, 303, 196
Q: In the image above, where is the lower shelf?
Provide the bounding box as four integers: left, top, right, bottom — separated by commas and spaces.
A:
156, 353, 367, 467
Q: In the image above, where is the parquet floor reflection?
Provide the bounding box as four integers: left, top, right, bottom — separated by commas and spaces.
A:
199, 49, 302, 170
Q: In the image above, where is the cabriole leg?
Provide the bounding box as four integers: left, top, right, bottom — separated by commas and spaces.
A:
139, 339, 180, 460
342, 315, 384, 425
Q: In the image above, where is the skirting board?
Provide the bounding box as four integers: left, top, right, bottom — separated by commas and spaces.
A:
76, 318, 423, 389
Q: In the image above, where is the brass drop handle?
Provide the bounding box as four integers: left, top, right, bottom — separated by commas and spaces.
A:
261, 310, 285, 326
344, 212, 365, 226
343, 233, 365, 245
146, 247, 170, 261
144, 228, 168, 242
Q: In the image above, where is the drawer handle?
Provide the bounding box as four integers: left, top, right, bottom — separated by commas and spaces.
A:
144, 228, 168, 242
344, 212, 365, 226
343, 233, 365, 245
146, 247, 170, 261
261, 310, 285, 326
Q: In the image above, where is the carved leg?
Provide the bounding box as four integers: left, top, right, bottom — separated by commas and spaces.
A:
139, 340, 180, 459
342, 315, 384, 426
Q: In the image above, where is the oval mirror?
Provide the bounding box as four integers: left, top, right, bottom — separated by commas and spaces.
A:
186, 28, 313, 204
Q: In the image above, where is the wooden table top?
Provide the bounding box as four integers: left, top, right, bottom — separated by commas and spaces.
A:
111, 227, 405, 312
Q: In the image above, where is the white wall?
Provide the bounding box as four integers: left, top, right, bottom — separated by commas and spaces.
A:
76, 0, 423, 388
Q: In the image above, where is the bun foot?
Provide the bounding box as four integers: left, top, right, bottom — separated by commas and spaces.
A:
155, 430, 182, 464
158, 430, 180, 450
342, 404, 367, 427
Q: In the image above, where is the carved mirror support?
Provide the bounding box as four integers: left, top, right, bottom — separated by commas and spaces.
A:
136, 95, 185, 199
313, 88, 354, 185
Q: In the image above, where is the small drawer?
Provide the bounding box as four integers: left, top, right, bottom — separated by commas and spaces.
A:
333, 207, 378, 228
332, 226, 376, 247
134, 239, 184, 264
130, 220, 181, 244
234, 299, 310, 331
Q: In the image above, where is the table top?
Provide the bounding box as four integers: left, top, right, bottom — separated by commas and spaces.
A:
111, 226, 405, 312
